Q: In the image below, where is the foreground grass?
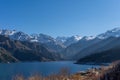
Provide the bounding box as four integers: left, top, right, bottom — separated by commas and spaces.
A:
12, 68, 72, 80
12, 73, 99, 80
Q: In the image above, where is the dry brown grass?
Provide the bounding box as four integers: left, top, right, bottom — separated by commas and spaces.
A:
12, 73, 100, 80
12, 74, 25, 80
12, 68, 71, 80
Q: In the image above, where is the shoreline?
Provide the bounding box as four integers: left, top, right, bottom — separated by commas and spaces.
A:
75, 61, 110, 66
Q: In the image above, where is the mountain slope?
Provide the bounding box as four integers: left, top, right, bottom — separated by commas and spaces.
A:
98, 27, 120, 39
2, 27, 120, 61
74, 37, 120, 60
77, 46, 120, 63
0, 35, 61, 62
0, 29, 66, 53
0, 47, 18, 63
31, 33, 66, 52
62, 37, 101, 59
56, 35, 82, 46
63, 27, 120, 60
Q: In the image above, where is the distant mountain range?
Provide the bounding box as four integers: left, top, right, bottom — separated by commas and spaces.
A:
61, 27, 120, 62
0, 35, 61, 63
0, 29, 83, 52
75, 28, 120, 63
1, 27, 120, 63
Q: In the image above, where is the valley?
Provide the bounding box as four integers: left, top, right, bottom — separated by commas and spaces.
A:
1, 28, 120, 63
1, 28, 120, 80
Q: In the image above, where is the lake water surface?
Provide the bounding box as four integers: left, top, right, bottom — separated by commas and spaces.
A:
0, 61, 100, 80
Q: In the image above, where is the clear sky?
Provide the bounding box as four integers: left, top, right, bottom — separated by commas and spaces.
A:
0, 0, 120, 37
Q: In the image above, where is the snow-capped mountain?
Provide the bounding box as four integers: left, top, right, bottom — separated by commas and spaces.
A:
31, 33, 66, 52
56, 35, 82, 46
0, 29, 16, 36
62, 27, 120, 60
1, 27, 120, 44
56, 37, 68, 43
1, 27, 120, 52
10, 31, 32, 41
72, 35, 82, 41
64, 35, 82, 46
1, 27, 120, 60
0, 29, 99, 47
81, 36, 95, 41
0, 29, 57, 43
97, 27, 120, 39
0, 29, 66, 52
56, 36, 97, 47
0, 29, 32, 41
31, 33, 57, 43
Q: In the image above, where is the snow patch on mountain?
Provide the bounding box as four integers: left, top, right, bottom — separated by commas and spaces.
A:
56, 35, 82, 46
1, 27, 120, 47
81, 36, 95, 40
0, 29, 16, 36
97, 27, 120, 39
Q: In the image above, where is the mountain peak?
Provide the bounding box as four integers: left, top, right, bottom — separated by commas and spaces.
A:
71, 35, 82, 41
81, 36, 95, 40
0, 29, 16, 35
110, 27, 120, 32
97, 27, 120, 39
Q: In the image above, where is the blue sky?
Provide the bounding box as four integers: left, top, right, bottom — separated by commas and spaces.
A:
0, 0, 120, 37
